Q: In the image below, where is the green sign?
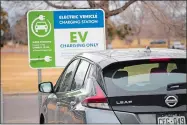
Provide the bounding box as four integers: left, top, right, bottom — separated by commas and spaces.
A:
27, 11, 55, 68
27, 10, 105, 69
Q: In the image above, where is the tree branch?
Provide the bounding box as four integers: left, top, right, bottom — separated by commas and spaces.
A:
143, 1, 169, 26
44, 1, 73, 9
100, 1, 106, 8
108, 0, 138, 17
44, 0, 90, 9
44, 1, 76, 9
87, 0, 96, 8
87, 0, 104, 9
143, 1, 183, 28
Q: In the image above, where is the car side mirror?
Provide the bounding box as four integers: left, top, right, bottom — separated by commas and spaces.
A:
38, 82, 54, 93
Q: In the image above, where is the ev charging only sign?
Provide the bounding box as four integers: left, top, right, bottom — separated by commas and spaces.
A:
27, 9, 106, 68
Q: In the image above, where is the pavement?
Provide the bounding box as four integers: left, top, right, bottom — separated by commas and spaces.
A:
1, 49, 46, 124
2, 94, 39, 123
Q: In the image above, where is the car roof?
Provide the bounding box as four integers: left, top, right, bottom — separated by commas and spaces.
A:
76, 48, 186, 69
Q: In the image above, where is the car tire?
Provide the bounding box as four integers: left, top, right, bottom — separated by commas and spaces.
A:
40, 114, 45, 124
1, 43, 4, 48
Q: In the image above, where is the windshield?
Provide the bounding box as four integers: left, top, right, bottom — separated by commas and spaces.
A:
103, 59, 186, 96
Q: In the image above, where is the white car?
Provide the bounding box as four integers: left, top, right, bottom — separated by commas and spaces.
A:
35, 22, 48, 32
171, 41, 185, 50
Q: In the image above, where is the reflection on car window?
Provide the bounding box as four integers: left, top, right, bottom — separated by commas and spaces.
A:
57, 60, 79, 92
71, 60, 90, 91
167, 63, 177, 72
124, 63, 158, 77
111, 62, 186, 92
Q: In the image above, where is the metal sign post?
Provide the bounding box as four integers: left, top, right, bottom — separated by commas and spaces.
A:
1, 87, 3, 124
38, 69, 42, 119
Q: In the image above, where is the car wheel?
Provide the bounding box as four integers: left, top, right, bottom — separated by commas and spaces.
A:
1, 43, 4, 48
40, 114, 45, 124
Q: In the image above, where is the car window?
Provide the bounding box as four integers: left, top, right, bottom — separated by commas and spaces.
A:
70, 60, 90, 91
103, 59, 186, 96
56, 59, 79, 93
121, 62, 185, 91
167, 63, 177, 72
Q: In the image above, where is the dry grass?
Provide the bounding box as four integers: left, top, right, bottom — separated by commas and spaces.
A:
111, 38, 151, 48
1, 53, 62, 94
111, 38, 186, 49
1, 38, 186, 93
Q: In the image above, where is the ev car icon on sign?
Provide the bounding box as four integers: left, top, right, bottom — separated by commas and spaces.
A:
31, 15, 51, 37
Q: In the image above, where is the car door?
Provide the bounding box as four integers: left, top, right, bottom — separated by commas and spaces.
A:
46, 59, 80, 123
58, 59, 91, 123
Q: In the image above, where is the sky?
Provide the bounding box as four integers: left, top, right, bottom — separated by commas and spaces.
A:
2, 1, 49, 27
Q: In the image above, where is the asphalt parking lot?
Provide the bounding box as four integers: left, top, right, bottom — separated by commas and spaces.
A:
2, 94, 39, 123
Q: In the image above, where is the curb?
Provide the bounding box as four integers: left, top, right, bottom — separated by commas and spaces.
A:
3, 92, 38, 96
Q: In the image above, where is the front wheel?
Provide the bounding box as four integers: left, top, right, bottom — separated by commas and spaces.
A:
40, 114, 45, 124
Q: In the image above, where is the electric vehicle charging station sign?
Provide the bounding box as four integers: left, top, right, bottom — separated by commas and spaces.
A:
27, 9, 106, 69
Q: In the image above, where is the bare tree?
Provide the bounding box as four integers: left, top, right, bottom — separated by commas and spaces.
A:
130, 2, 145, 46
14, 14, 27, 45
4, 1, 186, 48
118, 1, 186, 47
118, 2, 150, 46
43, 1, 137, 17
3, 0, 138, 47
142, 1, 186, 47
43, 0, 138, 46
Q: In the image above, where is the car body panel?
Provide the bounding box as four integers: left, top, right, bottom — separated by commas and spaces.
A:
77, 48, 186, 69
40, 48, 186, 124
